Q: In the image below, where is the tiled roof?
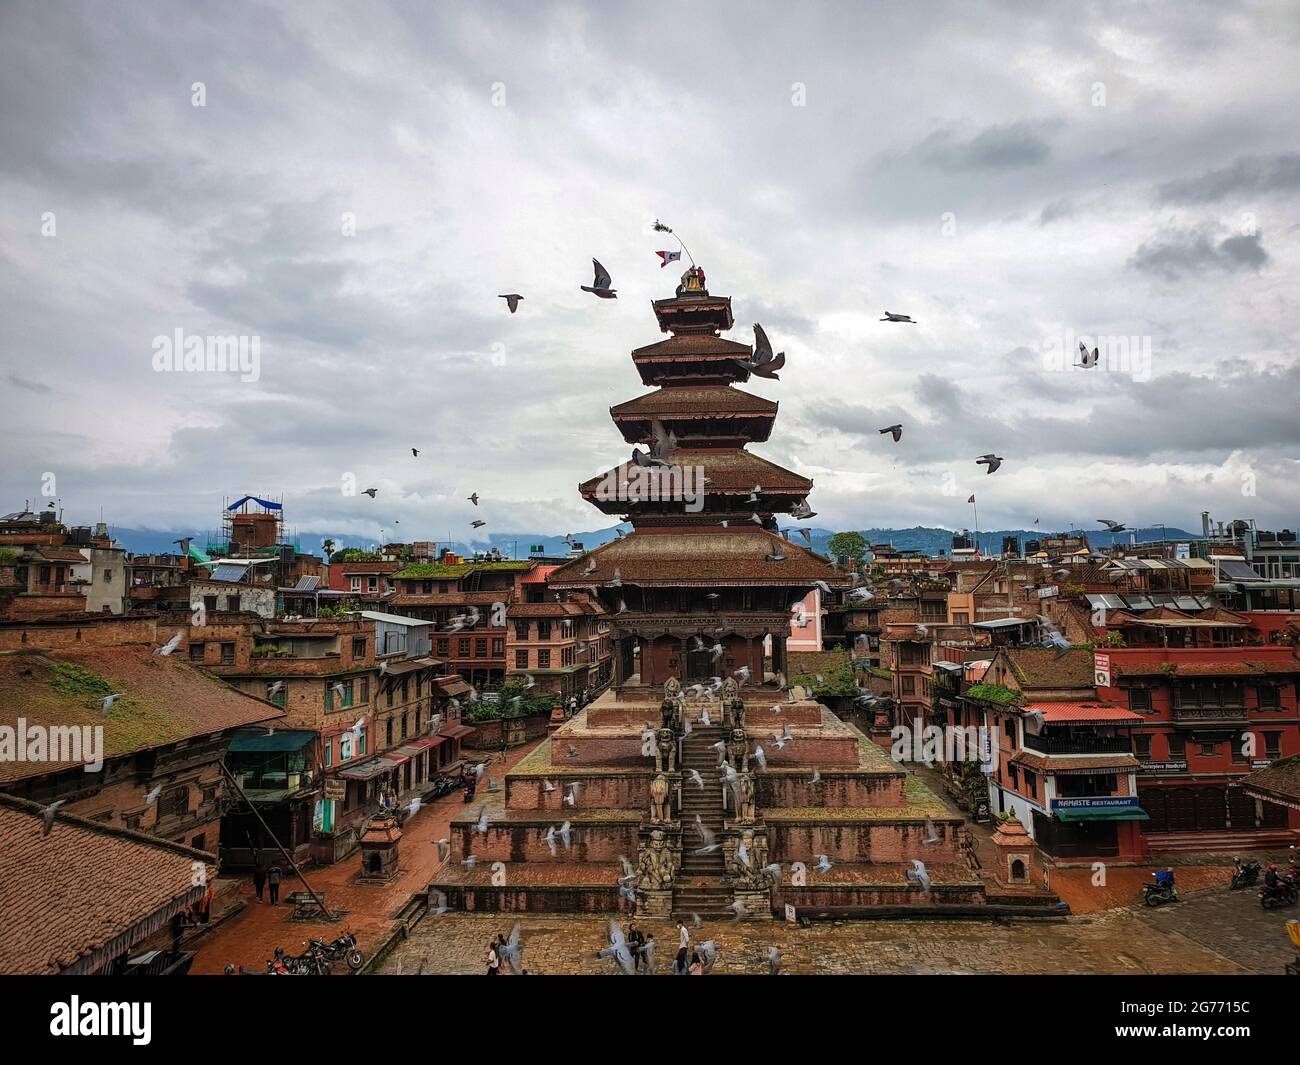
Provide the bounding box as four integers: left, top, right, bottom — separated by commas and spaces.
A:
1022, 701, 1144, 723
1004, 648, 1096, 690
580, 448, 811, 496
0, 792, 215, 975
1011, 751, 1140, 773
1239, 754, 1300, 805
547, 528, 848, 586
508, 602, 590, 617
391, 560, 533, 579
631, 334, 752, 360
611, 386, 777, 417
0, 648, 284, 784
36, 549, 88, 563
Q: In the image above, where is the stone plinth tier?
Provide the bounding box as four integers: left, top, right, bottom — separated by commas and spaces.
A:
450, 802, 640, 863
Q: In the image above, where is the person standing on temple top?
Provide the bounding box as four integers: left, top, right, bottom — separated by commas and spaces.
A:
252, 854, 266, 903
675, 919, 689, 974
266, 861, 282, 905
486, 940, 500, 976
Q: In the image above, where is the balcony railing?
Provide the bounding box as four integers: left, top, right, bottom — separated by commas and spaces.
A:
1022, 734, 1134, 756
1171, 705, 1247, 722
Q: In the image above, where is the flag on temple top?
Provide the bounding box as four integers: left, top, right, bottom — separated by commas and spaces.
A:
656, 249, 681, 268
967, 495, 975, 504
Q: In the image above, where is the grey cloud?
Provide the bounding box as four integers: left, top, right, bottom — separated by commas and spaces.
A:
1129, 228, 1269, 280
912, 122, 1055, 171
1157, 153, 1300, 204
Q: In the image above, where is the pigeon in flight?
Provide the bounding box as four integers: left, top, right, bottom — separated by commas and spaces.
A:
499, 294, 524, 313
976, 454, 1003, 474
471, 520, 487, 529
41, 799, 66, 837
498, 922, 524, 974
1076, 341, 1099, 368
739, 323, 786, 380
907, 859, 931, 891
766, 544, 787, 562
581, 258, 617, 298
145, 784, 163, 806
879, 424, 903, 442
467, 493, 479, 506
923, 818, 940, 845
362, 487, 378, 498
154, 631, 183, 656
813, 854, 833, 873
100, 694, 122, 715
597, 918, 637, 973
789, 499, 817, 520
1098, 519, 1126, 532
766, 946, 782, 975
880, 311, 916, 323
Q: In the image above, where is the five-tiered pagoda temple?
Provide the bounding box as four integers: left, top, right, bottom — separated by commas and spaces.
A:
548, 266, 848, 681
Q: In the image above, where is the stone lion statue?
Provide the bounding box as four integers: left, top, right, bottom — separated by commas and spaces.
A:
649, 773, 672, 823
655, 728, 676, 773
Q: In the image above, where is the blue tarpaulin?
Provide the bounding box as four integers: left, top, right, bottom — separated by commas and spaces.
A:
227, 495, 282, 512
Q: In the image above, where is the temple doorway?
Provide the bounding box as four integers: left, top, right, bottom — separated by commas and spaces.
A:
685, 648, 713, 680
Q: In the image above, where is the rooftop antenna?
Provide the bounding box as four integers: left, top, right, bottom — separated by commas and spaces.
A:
653, 220, 695, 268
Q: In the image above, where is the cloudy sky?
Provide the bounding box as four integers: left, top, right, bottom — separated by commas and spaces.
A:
3, 0, 1299, 547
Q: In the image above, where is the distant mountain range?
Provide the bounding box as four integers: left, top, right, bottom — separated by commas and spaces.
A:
106, 524, 1198, 560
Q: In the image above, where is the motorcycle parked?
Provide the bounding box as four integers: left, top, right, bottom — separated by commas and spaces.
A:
309, 930, 364, 972
275, 943, 332, 975
431, 776, 457, 799
1259, 873, 1299, 910
1230, 856, 1262, 890
1142, 870, 1179, 907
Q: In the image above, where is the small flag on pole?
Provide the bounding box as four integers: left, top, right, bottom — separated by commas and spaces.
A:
967, 494, 975, 504
655, 249, 681, 268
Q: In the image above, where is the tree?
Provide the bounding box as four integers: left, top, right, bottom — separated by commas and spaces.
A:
826, 530, 868, 568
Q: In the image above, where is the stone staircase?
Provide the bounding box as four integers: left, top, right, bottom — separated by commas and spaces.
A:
674, 724, 732, 917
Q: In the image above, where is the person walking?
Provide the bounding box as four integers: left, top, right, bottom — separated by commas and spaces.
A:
486, 940, 500, 976
675, 919, 689, 975
266, 862, 282, 905
252, 857, 266, 903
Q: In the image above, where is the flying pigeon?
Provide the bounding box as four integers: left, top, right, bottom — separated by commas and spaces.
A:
766, 946, 782, 975
434, 838, 450, 863
100, 694, 122, 714
687, 769, 705, 789
751, 745, 767, 770
173, 537, 193, 554
467, 493, 479, 506
581, 258, 617, 298
878, 424, 903, 442
975, 454, 1003, 474
766, 544, 787, 562
154, 631, 183, 656
428, 888, 449, 915
740, 323, 786, 379
1098, 519, 1126, 532
499, 922, 524, 974
596, 918, 636, 973
923, 818, 940, 845
907, 859, 931, 891
813, 854, 833, 873
471, 520, 486, 529
145, 784, 163, 806
880, 311, 916, 323
789, 499, 817, 520
41, 800, 66, 837
362, 488, 378, 497
1076, 341, 1099, 368
474, 807, 491, 834
411, 447, 419, 457
499, 294, 524, 313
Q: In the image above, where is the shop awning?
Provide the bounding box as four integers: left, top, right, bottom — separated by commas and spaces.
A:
439, 723, 474, 740
397, 735, 442, 754
1055, 806, 1150, 822
337, 756, 399, 781
228, 730, 316, 753
435, 677, 473, 697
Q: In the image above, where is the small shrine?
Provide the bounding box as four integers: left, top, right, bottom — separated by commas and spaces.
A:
357, 810, 402, 883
